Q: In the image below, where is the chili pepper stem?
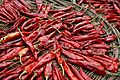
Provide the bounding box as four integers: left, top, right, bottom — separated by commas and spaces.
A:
60, 63, 65, 76
19, 70, 27, 80
45, 76, 48, 80
19, 55, 23, 65
18, 28, 24, 36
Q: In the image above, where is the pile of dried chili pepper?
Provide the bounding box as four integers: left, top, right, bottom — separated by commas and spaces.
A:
0, 0, 119, 80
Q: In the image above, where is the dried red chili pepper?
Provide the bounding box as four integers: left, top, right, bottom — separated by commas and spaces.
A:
52, 63, 64, 80
60, 38, 80, 48
67, 63, 84, 80
74, 20, 90, 29
73, 24, 94, 33
44, 61, 52, 80
0, 47, 22, 62
2, 73, 19, 80
79, 68, 92, 80
67, 59, 106, 75
0, 32, 21, 43
70, 34, 100, 41
18, 28, 38, 59
0, 61, 13, 69
62, 59, 79, 80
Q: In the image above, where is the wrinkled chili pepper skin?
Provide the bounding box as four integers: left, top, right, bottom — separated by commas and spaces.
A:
67, 59, 106, 75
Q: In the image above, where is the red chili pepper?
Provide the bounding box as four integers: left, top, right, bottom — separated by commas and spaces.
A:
74, 20, 90, 29
1, 7, 15, 20
0, 32, 21, 43
64, 16, 91, 23
19, 0, 31, 10
52, 63, 64, 80
24, 22, 39, 31
44, 61, 52, 80
104, 35, 117, 42
46, 23, 62, 34
20, 17, 40, 31
79, 68, 93, 80
18, 28, 38, 59
32, 66, 45, 80
6, 3, 20, 19
18, 47, 29, 64
36, 0, 43, 13
31, 50, 59, 72
28, 28, 46, 43
62, 59, 79, 80
19, 61, 38, 79
2, 73, 19, 80
73, 24, 94, 33
91, 56, 118, 72
52, 11, 65, 18
53, 70, 58, 80
70, 34, 100, 41
67, 63, 84, 80
20, 11, 48, 18
61, 48, 84, 60
0, 61, 13, 69
55, 11, 75, 19
13, 0, 30, 12
6, 16, 26, 33
54, 38, 64, 75
0, 12, 12, 21
113, 3, 120, 14
67, 59, 106, 75
103, 55, 119, 62
0, 47, 22, 62
88, 44, 110, 49
39, 31, 56, 43
60, 38, 80, 48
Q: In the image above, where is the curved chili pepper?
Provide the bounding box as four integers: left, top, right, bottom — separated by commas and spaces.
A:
73, 24, 94, 33
74, 20, 90, 29
18, 28, 38, 59
6, 16, 26, 33
67, 63, 84, 80
79, 68, 93, 80
20, 17, 40, 31
52, 12, 65, 18
31, 50, 59, 72
18, 47, 29, 65
62, 59, 79, 80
